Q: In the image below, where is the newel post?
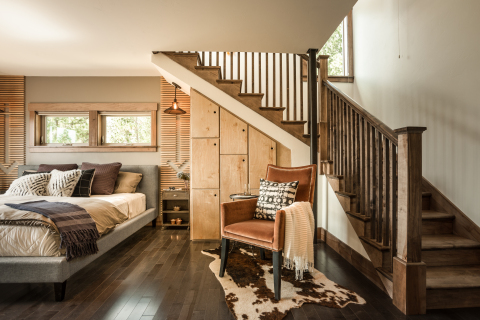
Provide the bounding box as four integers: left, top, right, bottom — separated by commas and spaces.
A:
318, 55, 329, 174
392, 126, 427, 315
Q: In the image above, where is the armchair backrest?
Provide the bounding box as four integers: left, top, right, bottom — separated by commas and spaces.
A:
265, 164, 317, 206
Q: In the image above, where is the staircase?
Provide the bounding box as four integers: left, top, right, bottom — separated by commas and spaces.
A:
161, 51, 480, 312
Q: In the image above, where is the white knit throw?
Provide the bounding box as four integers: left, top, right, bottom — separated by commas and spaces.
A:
282, 201, 315, 280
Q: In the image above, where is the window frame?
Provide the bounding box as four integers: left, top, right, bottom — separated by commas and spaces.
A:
40, 112, 90, 146
99, 112, 153, 146
28, 103, 158, 153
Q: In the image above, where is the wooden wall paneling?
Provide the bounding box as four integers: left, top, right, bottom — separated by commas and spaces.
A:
220, 109, 247, 154
191, 138, 219, 189
249, 126, 276, 189
151, 110, 157, 146
276, 142, 292, 167
191, 189, 220, 240
220, 155, 248, 203
190, 89, 219, 138
0, 76, 25, 191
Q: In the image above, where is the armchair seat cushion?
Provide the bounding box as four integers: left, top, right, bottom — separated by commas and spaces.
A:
223, 219, 275, 243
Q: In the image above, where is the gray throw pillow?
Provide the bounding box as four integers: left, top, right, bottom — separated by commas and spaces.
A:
254, 179, 299, 220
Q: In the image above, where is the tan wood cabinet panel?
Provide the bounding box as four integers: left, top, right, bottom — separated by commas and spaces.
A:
191, 189, 220, 240
220, 155, 248, 203
249, 127, 276, 189
220, 110, 248, 154
191, 90, 219, 138
191, 138, 220, 189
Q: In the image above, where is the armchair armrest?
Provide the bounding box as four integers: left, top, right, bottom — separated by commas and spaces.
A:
221, 198, 257, 235
273, 209, 286, 251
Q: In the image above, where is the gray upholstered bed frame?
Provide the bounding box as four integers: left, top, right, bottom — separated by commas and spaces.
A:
0, 165, 159, 301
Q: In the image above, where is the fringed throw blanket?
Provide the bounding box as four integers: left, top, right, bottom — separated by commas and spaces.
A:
283, 201, 315, 280
5, 200, 100, 261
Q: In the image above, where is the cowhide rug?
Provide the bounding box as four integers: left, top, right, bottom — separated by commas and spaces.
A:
202, 245, 365, 320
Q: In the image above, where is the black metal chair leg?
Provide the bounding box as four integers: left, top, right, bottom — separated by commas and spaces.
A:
54, 280, 67, 302
273, 250, 282, 300
260, 248, 266, 260
219, 238, 230, 277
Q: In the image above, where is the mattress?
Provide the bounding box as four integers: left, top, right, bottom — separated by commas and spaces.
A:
0, 193, 146, 257
91, 193, 146, 219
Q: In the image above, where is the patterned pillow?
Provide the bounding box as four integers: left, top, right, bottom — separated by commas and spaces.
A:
5, 172, 52, 196
254, 179, 299, 220
46, 169, 82, 197
71, 169, 96, 197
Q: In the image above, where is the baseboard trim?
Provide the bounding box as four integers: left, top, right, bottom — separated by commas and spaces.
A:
317, 227, 389, 295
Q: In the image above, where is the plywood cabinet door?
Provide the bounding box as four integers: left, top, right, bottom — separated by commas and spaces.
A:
192, 138, 219, 189
249, 127, 276, 189
220, 110, 248, 154
191, 90, 219, 138
220, 155, 248, 203
191, 189, 220, 240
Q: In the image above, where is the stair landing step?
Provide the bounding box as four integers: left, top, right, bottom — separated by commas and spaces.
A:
422, 234, 480, 250
427, 265, 480, 289
422, 210, 455, 220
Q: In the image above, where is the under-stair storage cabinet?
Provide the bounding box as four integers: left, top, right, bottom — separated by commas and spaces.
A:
191, 189, 220, 240
191, 138, 219, 189
220, 110, 248, 154
249, 127, 276, 189
191, 90, 219, 138
220, 155, 248, 203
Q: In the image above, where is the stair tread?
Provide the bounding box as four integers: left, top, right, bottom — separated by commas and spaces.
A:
376, 267, 393, 281
195, 66, 221, 70
326, 174, 344, 180
238, 93, 264, 97
173, 52, 199, 57
216, 79, 242, 84
359, 236, 390, 251
422, 210, 455, 220
335, 191, 357, 197
302, 134, 320, 138
346, 211, 370, 221
281, 120, 307, 125
259, 107, 285, 111
427, 265, 480, 289
422, 234, 480, 250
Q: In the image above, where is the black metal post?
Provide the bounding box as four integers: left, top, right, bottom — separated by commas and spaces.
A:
308, 48, 319, 244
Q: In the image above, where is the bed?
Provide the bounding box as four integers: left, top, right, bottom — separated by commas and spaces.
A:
0, 165, 159, 301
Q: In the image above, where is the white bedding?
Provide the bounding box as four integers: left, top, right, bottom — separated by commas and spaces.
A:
0, 193, 147, 257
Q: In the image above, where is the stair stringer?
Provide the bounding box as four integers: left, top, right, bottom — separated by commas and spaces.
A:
322, 175, 393, 297
152, 52, 311, 167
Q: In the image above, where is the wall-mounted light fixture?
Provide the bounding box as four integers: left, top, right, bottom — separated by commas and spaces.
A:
164, 82, 186, 115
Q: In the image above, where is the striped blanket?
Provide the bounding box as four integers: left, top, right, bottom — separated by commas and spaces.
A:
282, 201, 315, 280
5, 200, 100, 261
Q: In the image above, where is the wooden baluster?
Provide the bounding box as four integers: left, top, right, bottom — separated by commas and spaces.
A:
337, 96, 341, 175
354, 112, 360, 213
390, 143, 398, 266
341, 100, 346, 176
332, 91, 337, 175
300, 56, 304, 122
376, 132, 384, 243
223, 52, 226, 79
244, 52, 248, 93
350, 108, 356, 195
230, 52, 233, 80
286, 54, 290, 120
318, 55, 329, 169
266, 53, 269, 108
237, 52, 240, 81
392, 127, 427, 315
252, 52, 255, 93
365, 123, 371, 218
359, 116, 365, 215
209, 52, 212, 66
273, 53, 276, 108
329, 91, 334, 170
216, 52, 219, 66
280, 54, 283, 111
345, 105, 351, 192
202, 52, 205, 66
259, 52, 261, 97
293, 54, 297, 120
383, 138, 391, 247
370, 127, 376, 238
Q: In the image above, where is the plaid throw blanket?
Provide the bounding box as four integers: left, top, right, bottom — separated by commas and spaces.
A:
5, 200, 100, 261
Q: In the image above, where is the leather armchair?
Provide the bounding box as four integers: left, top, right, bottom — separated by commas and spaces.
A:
219, 164, 317, 300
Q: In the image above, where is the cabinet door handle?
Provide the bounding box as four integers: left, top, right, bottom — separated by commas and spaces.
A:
243, 159, 245, 162
242, 129, 245, 132
214, 194, 217, 197
271, 147, 274, 150
214, 111, 217, 114
214, 143, 217, 146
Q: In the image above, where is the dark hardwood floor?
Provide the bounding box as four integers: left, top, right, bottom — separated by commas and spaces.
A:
1, 228, 479, 320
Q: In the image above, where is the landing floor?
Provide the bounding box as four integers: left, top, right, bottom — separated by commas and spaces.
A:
0, 228, 479, 320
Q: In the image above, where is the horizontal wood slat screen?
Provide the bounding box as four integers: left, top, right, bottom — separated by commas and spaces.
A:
0, 76, 25, 191
160, 77, 190, 192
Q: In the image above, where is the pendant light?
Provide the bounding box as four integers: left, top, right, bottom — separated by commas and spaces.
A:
164, 82, 186, 114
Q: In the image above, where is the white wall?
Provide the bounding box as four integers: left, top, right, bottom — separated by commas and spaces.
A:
322, 0, 480, 253
25, 77, 161, 165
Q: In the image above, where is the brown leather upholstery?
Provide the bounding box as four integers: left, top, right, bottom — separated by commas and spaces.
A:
220, 164, 316, 252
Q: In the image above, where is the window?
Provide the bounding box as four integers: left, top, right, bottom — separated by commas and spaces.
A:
101, 113, 151, 145
319, 11, 353, 80
28, 103, 158, 152
43, 114, 89, 145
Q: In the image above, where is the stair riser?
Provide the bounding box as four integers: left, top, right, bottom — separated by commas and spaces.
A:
336, 195, 357, 213
347, 216, 365, 237
195, 69, 221, 83
237, 96, 262, 108
423, 249, 480, 266
170, 55, 199, 73
360, 239, 391, 269
422, 220, 454, 235
216, 83, 242, 96
427, 287, 480, 309
423, 196, 431, 210
326, 177, 344, 192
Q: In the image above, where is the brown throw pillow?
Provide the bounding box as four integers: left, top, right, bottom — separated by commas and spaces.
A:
81, 162, 122, 195
114, 172, 143, 193
37, 164, 78, 172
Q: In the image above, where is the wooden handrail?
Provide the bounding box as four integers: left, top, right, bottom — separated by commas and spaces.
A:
324, 80, 398, 145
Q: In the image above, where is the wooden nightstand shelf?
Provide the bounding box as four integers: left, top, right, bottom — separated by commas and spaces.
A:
161, 190, 190, 230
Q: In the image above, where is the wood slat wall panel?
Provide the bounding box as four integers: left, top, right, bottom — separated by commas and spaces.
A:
0, 76, 25, 191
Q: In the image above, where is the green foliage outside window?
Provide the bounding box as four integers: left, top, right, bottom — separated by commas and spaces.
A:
106, 116, 151, 144
46, 116, 89, 144
319, 21, 344, 76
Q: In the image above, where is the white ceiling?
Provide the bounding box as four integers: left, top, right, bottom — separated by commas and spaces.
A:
0, 0, 356, 76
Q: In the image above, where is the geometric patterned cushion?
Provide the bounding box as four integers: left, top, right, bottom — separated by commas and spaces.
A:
71, 169, 96, 197
5, 172, 52, 196
46, 169, 82, 197
254, 179, 299, 221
